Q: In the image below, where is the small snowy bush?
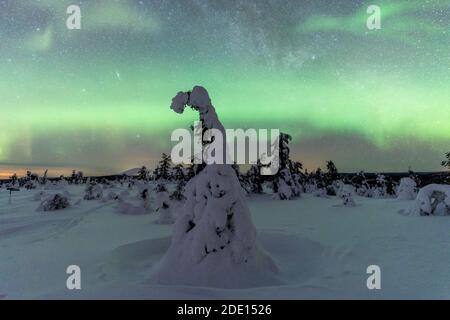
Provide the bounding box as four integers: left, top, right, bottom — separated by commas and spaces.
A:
37, 194, 70, 212
83, 182, 103, 200
336, 184, 356, 207
116, 201, 147, 215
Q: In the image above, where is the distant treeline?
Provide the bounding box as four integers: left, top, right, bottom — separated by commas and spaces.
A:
1, 171, 448, 186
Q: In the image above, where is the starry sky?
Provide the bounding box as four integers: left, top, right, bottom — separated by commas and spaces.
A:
0, 0, 449, 177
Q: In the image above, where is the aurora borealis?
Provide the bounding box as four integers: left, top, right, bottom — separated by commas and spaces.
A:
0, 0, 449, 177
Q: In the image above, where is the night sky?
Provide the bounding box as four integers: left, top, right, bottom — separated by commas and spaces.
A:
0, 0, 449, 177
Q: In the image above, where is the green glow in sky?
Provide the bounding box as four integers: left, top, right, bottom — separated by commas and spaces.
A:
0, 0, 449, 174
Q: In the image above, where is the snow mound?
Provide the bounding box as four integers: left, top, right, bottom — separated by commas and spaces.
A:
116, 201, 148, 215
406, 184, 450, 216
149, 240, 279, 289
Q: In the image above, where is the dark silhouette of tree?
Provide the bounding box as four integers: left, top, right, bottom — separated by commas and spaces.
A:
10, 173, 18, 185
137, 166, 150, 181
314, 168, 325, 189
324, 160, 339, 186
172, 164, 185, 182
232, 163, 250, 194
247, 160, 264, 194
385, 176, 397, 196
408, 166, 421, 188
153, 153, 172, 181
442, 152, 450, 170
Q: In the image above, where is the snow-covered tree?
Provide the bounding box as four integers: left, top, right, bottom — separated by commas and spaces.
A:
342, 191, 356, 207
406, 184, 450, 216
155, 183, 175, 224
171, 164, 185, 183
247, 161, 264, 194
311, 168, 328, 197
39, 169, 48, 185
324, 161, 339, 187
442, 152, 450, 183
372, 174, 387, 198
385, 176, 397, 196
408, 167, 421, 188
302, 169, 316, 193
397, 177, 417, 200
151, 86, 277, 287
23, 171, 37, 190
443, 152, 450, 170
184, 164, 196, 181
170, 164, 187, 201
140, 187, 153, 212
270, 133, 300, 200
70, 170, 84, 184
170, 182, 186, 202
153, 153, 172, 181
352, 171, 371, 197
327, 162, 343, 196
290, 161, 305, 192
273, 168, 300, 200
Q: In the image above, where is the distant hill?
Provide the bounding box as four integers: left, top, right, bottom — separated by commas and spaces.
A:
122, 168, 140, 177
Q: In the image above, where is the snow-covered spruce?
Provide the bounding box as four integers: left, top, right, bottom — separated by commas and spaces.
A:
352, 171, 371, 197
139, 185, 153, 213
324, 161, 340, 196
273, 169, 300, 200
271, 133, 301, 200
154, 183, 175, 224
371, 174, 387, 199
150, 86, 278, 288
312, 168, 327, 197
37, 193, 70, 212
170, 164, 187, 201
406, 184, 450, 216
247, 161, 264, 194
170, 182, 186, 201
397, 177, 417, 200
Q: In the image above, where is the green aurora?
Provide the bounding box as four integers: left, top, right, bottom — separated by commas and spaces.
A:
0, 0, 449, 176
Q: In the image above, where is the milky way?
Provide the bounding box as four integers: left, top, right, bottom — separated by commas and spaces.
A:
0, 0, 449, 176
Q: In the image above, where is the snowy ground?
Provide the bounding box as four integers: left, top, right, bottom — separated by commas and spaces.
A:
1, 184, 449, 300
